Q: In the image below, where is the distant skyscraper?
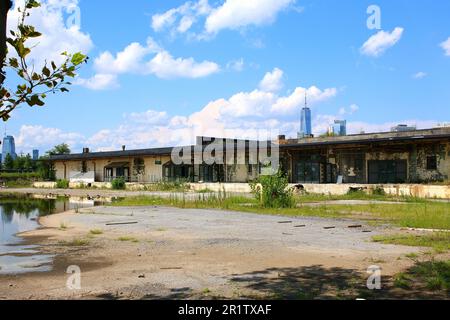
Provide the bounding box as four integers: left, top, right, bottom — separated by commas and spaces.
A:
328, 120, 347, 136
299, 92, 312, 138
32, 149, 39, 161
2, 135, 17, 163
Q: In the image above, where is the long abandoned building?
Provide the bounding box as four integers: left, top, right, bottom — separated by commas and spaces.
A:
50, 127, 450, 185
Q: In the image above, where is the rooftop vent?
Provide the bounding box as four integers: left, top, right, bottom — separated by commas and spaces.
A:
122, 145, 126, 151
82, 148, 90, 154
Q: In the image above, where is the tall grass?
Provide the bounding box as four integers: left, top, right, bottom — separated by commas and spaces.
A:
373, 233, 450, 252
323, 202, 450, 230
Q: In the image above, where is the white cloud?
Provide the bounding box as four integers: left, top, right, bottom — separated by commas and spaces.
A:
360, 27, 404, 57
226, 58, 245, 72
78, 37, 220, 89
152, 0, 296, 39
440, 37, 450, 56
350, 104, 359, 113
126, 110, 168, 125
7, 0, 93, 67
412, 72, 427, 80
75, 74, 119, 90
338, 104, 359, 116
271, 86, 338, 115
147, 51, 220, 79
259, 68, 284, 92
15, 125, 85, 153
151, 0, 212, 35
94, 40, 159, 74
205, 0, 295, 34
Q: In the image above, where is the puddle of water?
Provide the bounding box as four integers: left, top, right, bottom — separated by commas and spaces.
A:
0, 195, 97, 275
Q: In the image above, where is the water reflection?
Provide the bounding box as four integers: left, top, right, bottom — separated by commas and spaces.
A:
0, 196, 95, 275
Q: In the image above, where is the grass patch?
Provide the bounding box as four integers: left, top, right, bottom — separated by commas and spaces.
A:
59, 222, 68, 231
89, 229, 103, 235
405, 253, 419, 259
4, 179, 33, 188
202, 288, 211, 295
410, 260, 450, 291
393, 273, 412, 289
118, 236, 139, 243
59, 238, 90, 246
320, 202, 450, 230
372, 233, 450, 252
294, 191, 430, 203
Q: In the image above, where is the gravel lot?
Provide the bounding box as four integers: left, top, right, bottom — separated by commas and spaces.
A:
1, 204, 425, 300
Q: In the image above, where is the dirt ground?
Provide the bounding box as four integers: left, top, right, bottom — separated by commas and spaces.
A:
2, 204, 446, 300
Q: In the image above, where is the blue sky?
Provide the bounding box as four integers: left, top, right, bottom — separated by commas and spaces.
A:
6, 0, 450, 154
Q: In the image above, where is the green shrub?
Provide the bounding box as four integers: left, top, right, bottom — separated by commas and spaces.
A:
372, 186, 386, 196
111, 177, 126, 190
250, 170, 294, 208
56, 179, 69, 189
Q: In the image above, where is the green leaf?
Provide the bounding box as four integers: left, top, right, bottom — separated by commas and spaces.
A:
42, 66, 51, 77
28, 95, 45, 107
8, 58, 19, 68
26, 0, 41, 9
71, 52, 87, 66
29, 31, 42, 38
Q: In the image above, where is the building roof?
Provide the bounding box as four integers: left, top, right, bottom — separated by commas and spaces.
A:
49, 127, 450, 162
49, 147, 174, 161
279, 127, 450, 149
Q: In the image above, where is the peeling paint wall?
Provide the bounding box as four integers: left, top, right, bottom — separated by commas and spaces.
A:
409, 143, 449, 183
54, 155, 171, 182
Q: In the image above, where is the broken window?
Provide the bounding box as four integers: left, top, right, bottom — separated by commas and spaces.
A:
133, 158, 145, 175
426, 156, 437, 170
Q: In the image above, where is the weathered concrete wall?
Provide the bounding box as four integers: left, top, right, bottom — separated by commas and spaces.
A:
143, 156, 170, 182
297, 183, 450, 199
32, 181, 450, 199
383, 184, 450, 199
53, 155, 171, 183
34, 181, 57, 188
225, 164, 252, 183
409, 143, 449, 183
189, 183, 450, 199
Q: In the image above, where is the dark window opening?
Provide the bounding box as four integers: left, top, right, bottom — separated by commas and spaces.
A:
81, 161, 87, 173
368, 160, 407, 184
426, 156, 437, 170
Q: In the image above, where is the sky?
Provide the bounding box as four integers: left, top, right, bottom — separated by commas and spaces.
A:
4, 0, 450, 155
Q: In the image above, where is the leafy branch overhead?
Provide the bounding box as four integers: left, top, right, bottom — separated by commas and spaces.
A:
0, 0, 88, 121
